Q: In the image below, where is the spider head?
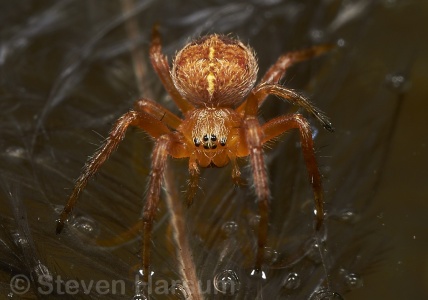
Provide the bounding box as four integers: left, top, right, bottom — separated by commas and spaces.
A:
171, 34, 258, 108
179, 107, 241, 167
189, 108, 233, 150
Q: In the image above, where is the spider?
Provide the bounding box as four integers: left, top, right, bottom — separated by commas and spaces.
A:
56, 26, 333, 282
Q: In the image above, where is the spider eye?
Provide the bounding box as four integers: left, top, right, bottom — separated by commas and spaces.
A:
220, 137, 227, 146
203, 134, 209, 142
193, 138, 201, 147
210, 134, 217, 141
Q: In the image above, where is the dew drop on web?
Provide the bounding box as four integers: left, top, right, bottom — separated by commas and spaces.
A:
214, 269, 240, 295
71, 215, 100, 239
310, 289, 344, 300
169, 283, 189, 299
282, 272, 301, 290
221, 221, 238, 236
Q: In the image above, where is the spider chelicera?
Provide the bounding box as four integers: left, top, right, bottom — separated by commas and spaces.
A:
56, 26, 333, 281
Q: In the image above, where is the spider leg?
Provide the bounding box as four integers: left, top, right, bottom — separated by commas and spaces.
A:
134, 98, 182, 130
259, 45, 333, 88
56, 108, 170, 234
150, 26, 194, 114
241, 116, 270, 273
240, 91, 327, 271
140, 135, 170, 282
262, 114, 324, 230
139, 131, 189, 282
253, 83, 334, 132
237, 44, 332, 113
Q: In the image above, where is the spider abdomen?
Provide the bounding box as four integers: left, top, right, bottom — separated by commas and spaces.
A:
171, 34, 258, 108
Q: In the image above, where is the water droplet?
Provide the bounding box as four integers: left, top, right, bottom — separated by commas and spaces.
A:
12, 232, 28, 247
214, 270, 240, 295
249, 215, 261, 229
337, 210, 358, 224
310, 289, 344, 300
337, 39, 346, 47
344, 272, 363, 289
282, 272, 301, 290
137, 268, 154, 278
6, 146, 26, 158
133, 294, 148, 300
263, 247, 278, 264
305, 240, 322, 264
71, 215, 100, 238
169, 283, 189, 299
53, 205, 65, 215
222, 221, 238, 236
385, 72, 410, 93
310, 29, 325, 42
8, 292, 13, 298
249, 268, 267, 281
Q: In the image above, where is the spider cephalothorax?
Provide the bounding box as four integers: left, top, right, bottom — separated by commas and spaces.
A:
57, 26, 333, 283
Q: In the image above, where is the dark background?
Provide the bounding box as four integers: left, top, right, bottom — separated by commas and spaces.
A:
1, 0, 427, 299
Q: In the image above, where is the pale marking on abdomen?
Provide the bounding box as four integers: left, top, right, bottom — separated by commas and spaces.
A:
207, 46, 216, 96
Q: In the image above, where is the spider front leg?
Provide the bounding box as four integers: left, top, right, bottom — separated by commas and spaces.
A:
134, 98, 182, 130
56, 100, 171, 234
237, 44, 333, 113
241, 116, 270, 274
150, 26, 194, 113
241, 90, 327, 272
262, 114, 324, 230
259, 45, 334, 88
57, 111, 142, 234
252, 83, 334, 132
140, 135, 171, 283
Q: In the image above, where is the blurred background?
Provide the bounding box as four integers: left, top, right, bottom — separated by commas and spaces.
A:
0, 0, 427, 299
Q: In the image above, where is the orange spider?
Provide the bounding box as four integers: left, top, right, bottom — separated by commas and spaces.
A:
56, 26, 333, 282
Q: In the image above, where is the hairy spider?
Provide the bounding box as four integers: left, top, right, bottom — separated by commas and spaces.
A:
56, 26, 333, 281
